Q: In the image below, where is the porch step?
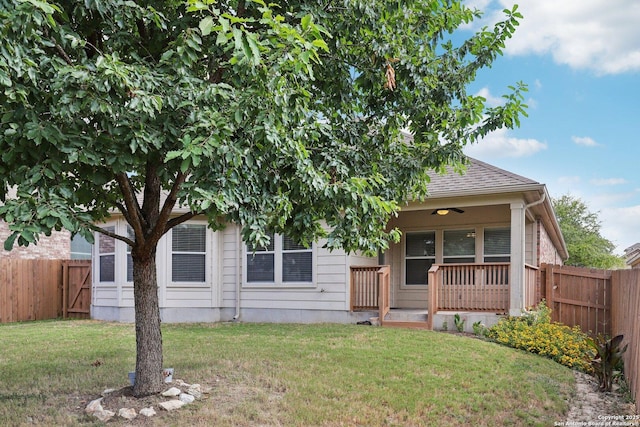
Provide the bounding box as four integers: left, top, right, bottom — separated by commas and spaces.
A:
384, 309, 428, 322
382, 309, 429, 329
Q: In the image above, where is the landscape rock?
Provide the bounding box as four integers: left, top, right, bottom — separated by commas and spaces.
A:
140, 407, 157, 417
85, 399, 116, 422
187, 384, 202, 399
179, 393, 195, 404
118, 407, 137, 420
161, 387, 181, 397
85, 398, 103, 414
94, 409, 115, 422
175, 379, 189, 387
159, 400, 186, 411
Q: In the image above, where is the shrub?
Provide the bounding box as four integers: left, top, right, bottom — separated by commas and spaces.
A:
487, 302, 592, 373
587, 334, 628, 392
472, 321, 487, 337
521, 299, 551, 326
454, 313, 466, 332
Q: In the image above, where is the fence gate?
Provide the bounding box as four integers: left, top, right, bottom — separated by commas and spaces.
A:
62, 260, 92, 319
542, 264, 612, 337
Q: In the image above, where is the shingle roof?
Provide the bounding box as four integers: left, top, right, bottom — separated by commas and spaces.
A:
426, 157, 540, 197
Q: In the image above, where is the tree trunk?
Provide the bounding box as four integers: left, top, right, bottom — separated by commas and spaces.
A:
132, 249, 164, 397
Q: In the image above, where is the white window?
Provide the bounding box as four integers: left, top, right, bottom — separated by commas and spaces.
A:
405, 232, 435, 285
70, 234, 92, 260
171, 224, 206, 283
484, 227, 510, 262
98, 226, 115, 282
443, 229, 475, 264
245, 234, 313, 285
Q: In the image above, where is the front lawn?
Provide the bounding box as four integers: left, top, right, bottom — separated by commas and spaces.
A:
0, 320, 574, 426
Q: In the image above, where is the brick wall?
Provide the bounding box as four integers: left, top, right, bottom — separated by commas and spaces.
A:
0, 221, 71, 259
537, 220, 563, 266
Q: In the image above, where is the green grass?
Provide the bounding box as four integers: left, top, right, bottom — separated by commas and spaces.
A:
0, 320, 576, 426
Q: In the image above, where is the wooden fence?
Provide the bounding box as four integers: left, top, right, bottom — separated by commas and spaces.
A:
541, 264, 640, 413
0, 259, 91, 323
541, 264, 612, 337
611, 269, 640, 415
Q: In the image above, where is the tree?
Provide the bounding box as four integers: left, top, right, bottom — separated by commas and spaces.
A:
0, 0, 527, 396
552, 195, 625, 269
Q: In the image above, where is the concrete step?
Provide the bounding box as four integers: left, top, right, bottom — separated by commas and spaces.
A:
382, 320, 431, 329
384, 309, 428, 322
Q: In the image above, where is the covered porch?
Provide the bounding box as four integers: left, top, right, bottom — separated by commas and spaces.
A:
350, 263, 541, 330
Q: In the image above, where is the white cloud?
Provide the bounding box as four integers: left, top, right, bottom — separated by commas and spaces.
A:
557, 176, 581, 186
485, 1, 640, 75
475, 87, 504, 107
590, 178, 628, 186
464, 128, 547, 159
599, 205, 640, 254
572, 136, 600, 147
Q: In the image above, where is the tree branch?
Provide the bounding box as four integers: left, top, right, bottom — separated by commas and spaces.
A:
90, 224, 135, 247
142, 167, 188, 248
164, 211, 202, 233
115, 201, 132, 224
115, 172, 145, 243
54, 40, 73, 65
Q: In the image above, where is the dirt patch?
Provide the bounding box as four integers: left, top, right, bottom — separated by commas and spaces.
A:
566, 370, 636, 423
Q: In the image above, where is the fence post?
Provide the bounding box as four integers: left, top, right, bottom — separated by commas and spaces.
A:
544, 263, 554, 306
427, 265, 439, 330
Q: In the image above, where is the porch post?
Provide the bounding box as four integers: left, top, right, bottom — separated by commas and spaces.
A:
510, 202, 526, 316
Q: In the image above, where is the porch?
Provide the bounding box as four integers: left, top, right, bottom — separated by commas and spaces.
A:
350, 263, 541, 330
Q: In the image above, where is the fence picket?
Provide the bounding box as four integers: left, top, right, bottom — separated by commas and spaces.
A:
0, 259, 91, 323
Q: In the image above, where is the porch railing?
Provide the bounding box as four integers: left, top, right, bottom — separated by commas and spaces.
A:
428, 263, 510, 326
350, 265, 390, 323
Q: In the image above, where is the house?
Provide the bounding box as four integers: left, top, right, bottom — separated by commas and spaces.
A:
0, 220, 72, 259
90, 158, 567, 330
625, 244, 640, 269
0, 186, 90, 260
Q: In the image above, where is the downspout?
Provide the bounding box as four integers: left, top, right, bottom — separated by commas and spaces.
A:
524, 191, 546, 264
525, 191, 546, 212
232, 225, 241, 321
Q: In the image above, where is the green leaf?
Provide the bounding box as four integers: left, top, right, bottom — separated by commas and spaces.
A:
301, 14, 312, 31
245, 33, 261, 66
0, 70, 11, 87
219, 17, 230, 33
60, 216, 74, 231
199, 15, 215, 34
311, 38, 329, 52
4, 232, 18, 251
166, 150, 182, 161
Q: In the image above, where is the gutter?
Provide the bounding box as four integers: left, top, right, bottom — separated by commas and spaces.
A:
525, 191, 546, 211
232, 225, 241, 321
524, 189, 569, 260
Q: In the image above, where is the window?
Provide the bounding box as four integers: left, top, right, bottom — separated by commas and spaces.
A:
405, 232, 435, 285
443, 229, 475, 264
98, 226, 115, 282
70, 234, 92, 260
484, 228, 510, 262
246, 234, 313, 285
171, 224, 206, 283
246, 233, 275, 283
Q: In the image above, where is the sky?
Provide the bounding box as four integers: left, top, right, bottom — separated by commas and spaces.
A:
458, 0, 640, 255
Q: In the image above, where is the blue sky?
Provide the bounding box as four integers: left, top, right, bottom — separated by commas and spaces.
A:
459, 0, 640, 255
